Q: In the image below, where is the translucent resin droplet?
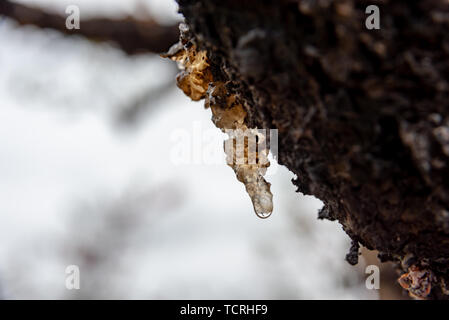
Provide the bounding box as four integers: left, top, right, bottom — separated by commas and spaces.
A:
235, 165, 273, 219
220, 113, 274, 219
163, 42, 212, 101
164, 39, 274, 218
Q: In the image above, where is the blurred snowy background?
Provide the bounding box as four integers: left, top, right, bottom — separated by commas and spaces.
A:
0, 0, 383, 299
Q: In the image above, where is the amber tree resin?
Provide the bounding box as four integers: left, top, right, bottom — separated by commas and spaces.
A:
164, 37, 275, 218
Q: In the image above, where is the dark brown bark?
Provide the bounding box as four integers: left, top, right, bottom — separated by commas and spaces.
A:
174, 0, 449, 299
0, 0, 179, 54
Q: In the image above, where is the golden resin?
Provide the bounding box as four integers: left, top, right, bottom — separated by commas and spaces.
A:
165, 43, 273, 218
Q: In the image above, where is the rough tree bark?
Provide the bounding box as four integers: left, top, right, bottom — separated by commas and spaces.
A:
173, 0, 449, 299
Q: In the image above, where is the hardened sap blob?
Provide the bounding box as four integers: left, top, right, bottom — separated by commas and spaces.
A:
164, 40, 273, 218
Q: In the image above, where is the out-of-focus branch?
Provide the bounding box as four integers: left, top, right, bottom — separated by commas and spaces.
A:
0, 0, 179, 54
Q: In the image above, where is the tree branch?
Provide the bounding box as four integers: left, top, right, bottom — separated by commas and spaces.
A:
0, 0, 179, 54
